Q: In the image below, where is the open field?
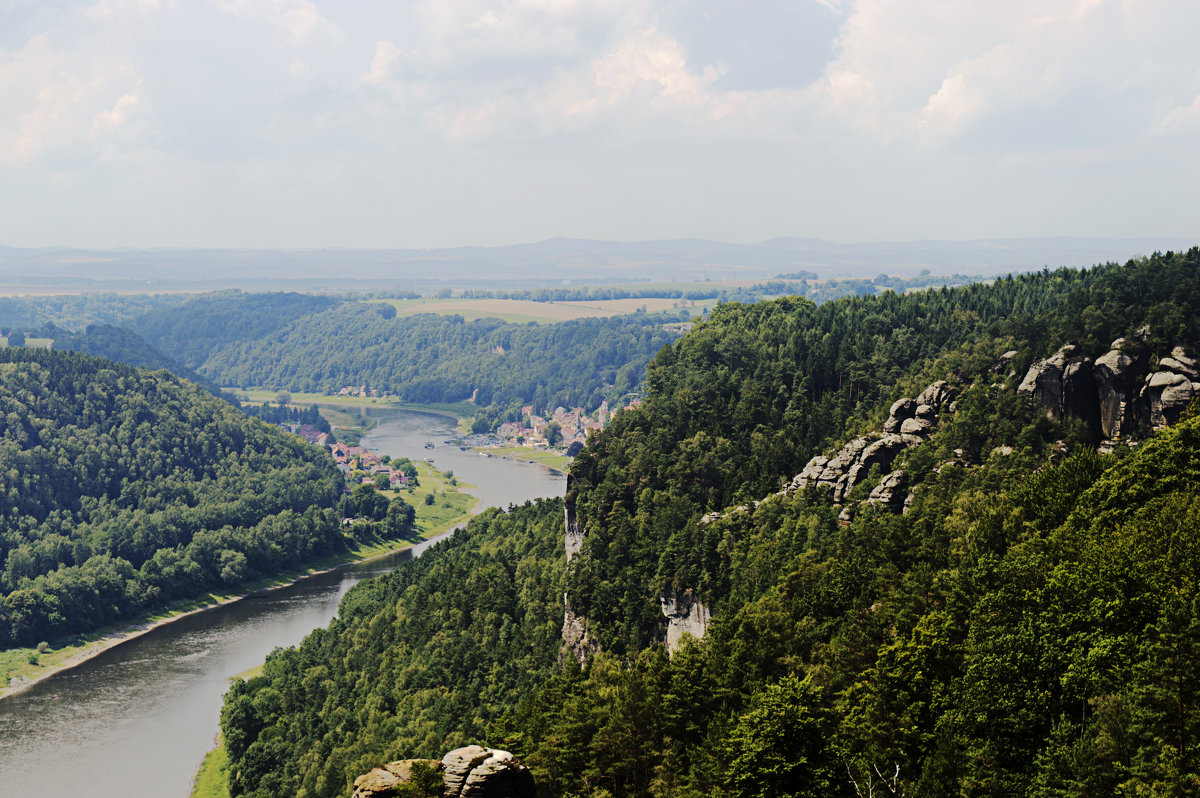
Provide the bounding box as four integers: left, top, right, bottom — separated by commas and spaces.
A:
376, 297, 618, 323
233, 389, 475, 420
559, 296, 718, 314
1, 337, 52, 349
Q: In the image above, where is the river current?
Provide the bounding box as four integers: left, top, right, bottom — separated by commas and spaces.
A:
0, 408, 565, 797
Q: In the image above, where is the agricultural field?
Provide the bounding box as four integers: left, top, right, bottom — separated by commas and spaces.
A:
376, 298, 617, 323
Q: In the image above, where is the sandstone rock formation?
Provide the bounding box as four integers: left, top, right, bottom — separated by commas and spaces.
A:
353, 746, 536, 798
562, 474, 598, 663
353, 759, 441, 798
660, 588, 711, 653
1017, 337, 1199, 441
792, 379, 952, 503
1093, 343, 1146, 439
443, 745, 536, 798
867, 469, 907, 512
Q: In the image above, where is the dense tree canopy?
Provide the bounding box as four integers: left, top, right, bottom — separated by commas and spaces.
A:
200, 308, 676, 411
0, 348, 350, 647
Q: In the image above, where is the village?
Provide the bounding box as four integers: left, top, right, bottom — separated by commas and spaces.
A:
488, 398, 641, 450
327, 442, 416, 489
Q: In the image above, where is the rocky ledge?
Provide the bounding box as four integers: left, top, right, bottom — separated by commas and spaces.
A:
790, 380, 955, 504
353, 745, 536, 798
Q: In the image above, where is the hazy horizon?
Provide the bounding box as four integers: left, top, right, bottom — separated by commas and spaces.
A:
2, 1, 1198, 253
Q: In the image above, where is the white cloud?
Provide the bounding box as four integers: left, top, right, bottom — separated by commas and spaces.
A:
216, 0, 342, 43
1, 0, 1199, 247
1155, 93, 1200, 135
0, 34, 140, 167
90, 82, 142, 135
363, 40, 402, 86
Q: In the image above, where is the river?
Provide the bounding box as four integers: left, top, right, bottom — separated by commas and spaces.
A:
0, 409, 565, 797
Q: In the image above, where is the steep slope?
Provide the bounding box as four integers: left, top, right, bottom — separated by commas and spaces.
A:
220, 500, 565, 798
218, 249, 1200, 798
0, 348, 346, 647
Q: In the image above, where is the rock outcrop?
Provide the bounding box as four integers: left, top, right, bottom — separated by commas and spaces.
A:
562, 474, 599, 663
1093, 343, 1146, 439
660, 588, 711, 653
791, 379, 953, 504
443, 746, 536, 798
867, 469, 907, 512
353, 759, 441, 798
353, 746, 536, 798
1017, 337, 1199, 442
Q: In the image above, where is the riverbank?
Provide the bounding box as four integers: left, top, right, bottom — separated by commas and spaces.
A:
478, 445, 572, 474
0, 464, 476, 701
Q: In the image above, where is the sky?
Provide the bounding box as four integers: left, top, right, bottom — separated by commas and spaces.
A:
1, 0, 1198, 250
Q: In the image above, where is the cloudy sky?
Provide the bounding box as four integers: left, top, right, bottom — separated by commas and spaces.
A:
1, 0, 1198, 249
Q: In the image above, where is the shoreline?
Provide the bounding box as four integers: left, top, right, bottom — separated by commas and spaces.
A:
0, 514, 473, 702
470, 446, 571, 475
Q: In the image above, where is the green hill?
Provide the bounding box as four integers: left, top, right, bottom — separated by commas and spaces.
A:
51, 323, 234, 401
0, 348, 346, 648
218, 249, 1200, 797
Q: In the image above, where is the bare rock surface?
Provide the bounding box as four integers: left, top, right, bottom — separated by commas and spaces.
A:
660, 588, 711, 653
868, 469, 907, 512
443, 746, 535, 798
353, 760, 441, 798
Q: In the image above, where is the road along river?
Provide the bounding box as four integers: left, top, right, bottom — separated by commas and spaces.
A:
0, 409, 565, 797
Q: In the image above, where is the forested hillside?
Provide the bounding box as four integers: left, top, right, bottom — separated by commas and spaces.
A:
218, 249, 1200, 797
50, 323, 232, 400
127, 290, 343, 369
200, 308, 675, 410
0, 348, 348, 647
220, 500, 565, 798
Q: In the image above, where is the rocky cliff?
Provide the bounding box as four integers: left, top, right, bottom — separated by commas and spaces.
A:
1017, 336, 1199, 444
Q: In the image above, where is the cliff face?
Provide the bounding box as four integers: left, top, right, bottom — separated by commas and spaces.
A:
561, 473, 598, 661
1018, 337, 1199, 444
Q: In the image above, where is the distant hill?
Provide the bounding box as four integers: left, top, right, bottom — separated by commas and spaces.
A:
49, 323, 233, 401
125, 290, 343, 369
0, 237, 1193, 290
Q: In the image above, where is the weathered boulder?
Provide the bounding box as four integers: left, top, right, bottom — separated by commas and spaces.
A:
442, 746, 536, 798
1017, 345, 1075, 420
900, 417, 932, 436
883, 398, 916, 433
1143, 370, 1200, 428
993, 350, 1019, 374
660, 588, 711, 653
353, 760, 442, 798
1166, 346, 1200, 379
867, 469, 907, 512
917, 380, 953, 410
817, 437, 872, 484
860, 434, 921, 471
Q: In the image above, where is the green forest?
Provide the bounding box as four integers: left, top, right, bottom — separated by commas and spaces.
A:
219, 249, 1200, 797
0, 348, 413, 649
198, 308, 676, 411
